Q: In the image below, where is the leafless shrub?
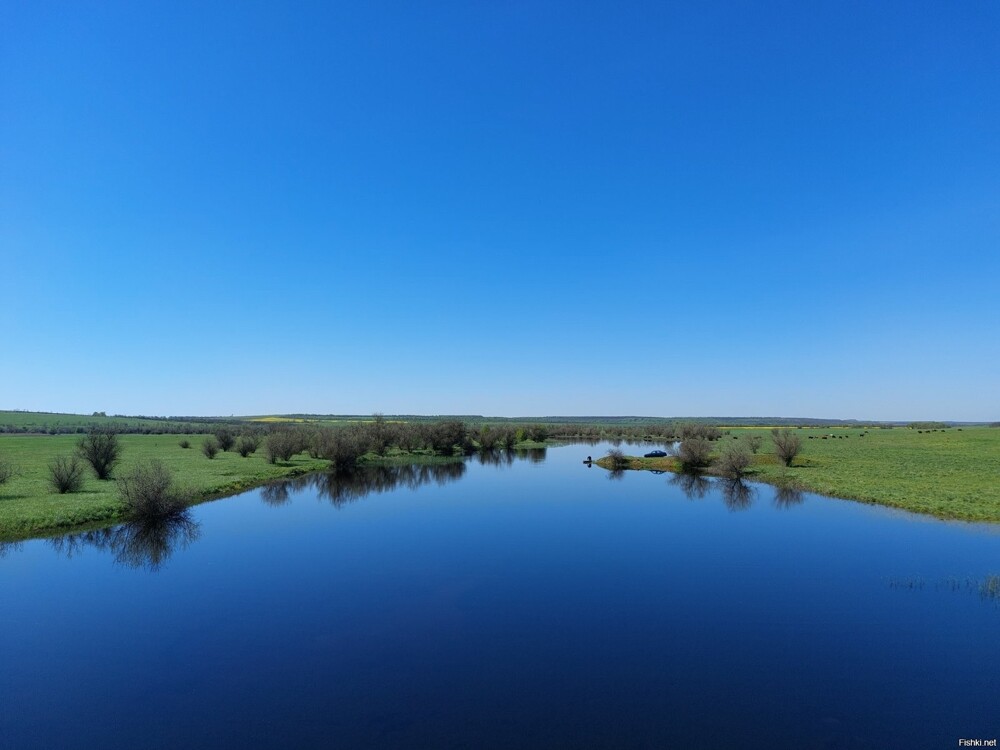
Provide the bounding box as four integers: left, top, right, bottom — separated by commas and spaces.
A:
49, 456, 85, 493
117, 459, 191, 520
77, 427, 122, 479
606, 447, 629, 469
721, 479, 755, 511
0, 457, 18, 488
678, 438, 712, 470
771, 428, 802, 467
265, 429, 306, 464
717, 443, 752, 479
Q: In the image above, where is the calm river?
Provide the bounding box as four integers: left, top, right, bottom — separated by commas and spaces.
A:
2, 443, 998, 748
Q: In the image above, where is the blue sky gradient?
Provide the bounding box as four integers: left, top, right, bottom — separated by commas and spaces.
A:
2, 1, 998, 419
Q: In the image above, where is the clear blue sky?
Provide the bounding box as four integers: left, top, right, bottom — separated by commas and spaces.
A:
2, 1, 998, 420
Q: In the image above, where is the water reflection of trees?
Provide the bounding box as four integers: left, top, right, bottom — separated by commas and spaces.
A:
0, 540, 24, 558
720, 479, 756, 511
476, 449, 514, 467
668, 472, 802, 512
669, 471, 712, 500
514, 447, 548, 463
47, 513, 201, 571
262, 462, 470, 509
773, 485, 805, 509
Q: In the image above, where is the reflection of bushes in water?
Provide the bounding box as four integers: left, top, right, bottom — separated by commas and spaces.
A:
981, 575, 1000, 601
262, 463, 469, 509
260, 480, 293, 506
0, 540, 24, 558
514, 447, 547, 463
47, 513, 201, 571
669, 471, 711, 500
720, 479, 755, 511
317, 463, 467, 506
887, 574, 1000, 604
773, 484, 805, 509
607, 468, 625, 481
476, 449, 514, 467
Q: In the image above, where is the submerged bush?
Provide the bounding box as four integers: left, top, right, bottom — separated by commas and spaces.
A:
49, 456, 85, 494
117, 459, 191, 520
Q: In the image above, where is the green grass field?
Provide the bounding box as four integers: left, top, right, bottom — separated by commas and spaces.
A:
0, 434, 327, 540
3, 425, 999, 540
0, 410, 187, 432
599, 427, 1000, 523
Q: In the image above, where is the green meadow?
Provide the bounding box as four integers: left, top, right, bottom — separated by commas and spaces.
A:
0, 434, 327, 540
3, 420, 1000, 540
600, 427, 1000, 523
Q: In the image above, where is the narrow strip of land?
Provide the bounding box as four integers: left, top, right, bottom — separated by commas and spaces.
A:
595, 427, 1000, 523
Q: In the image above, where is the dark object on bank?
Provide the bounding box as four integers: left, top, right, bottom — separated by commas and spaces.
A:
644, 450, 668, 458
583, 455, 593, 464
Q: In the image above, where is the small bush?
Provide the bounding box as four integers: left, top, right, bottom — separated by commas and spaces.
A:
77, 427, 122, 480
236, 435, 259, 457
424, 420, 469, 456
744, 434, 764, 454
314, 430, 364, 471
500, 428, 517, 451
771, 428, 802, 467
717, 443, 752, 479
527, 424, 549, 442
215, 428, 236, 452
478, 426, 500, 451
118, 459, 191, 520
178, 439, 191, 449
49, 456, 85, 494
678, 423, 722, 441
265, 430, 304, 464
202, 438, 219, 459
678, 438, 712, 470
606, 447, 629, 469
0, 457, 18, 487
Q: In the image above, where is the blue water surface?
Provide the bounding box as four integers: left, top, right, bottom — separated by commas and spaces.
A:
2, 443, 998, 749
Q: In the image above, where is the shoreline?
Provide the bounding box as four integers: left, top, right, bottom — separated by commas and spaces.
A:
592, 453, 1000, 525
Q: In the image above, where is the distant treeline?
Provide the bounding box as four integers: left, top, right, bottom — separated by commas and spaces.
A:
1, 409, 989, 436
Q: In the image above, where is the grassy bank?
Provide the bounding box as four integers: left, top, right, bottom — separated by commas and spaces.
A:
595, 427, 1000, 523
0, 434, 328, 540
